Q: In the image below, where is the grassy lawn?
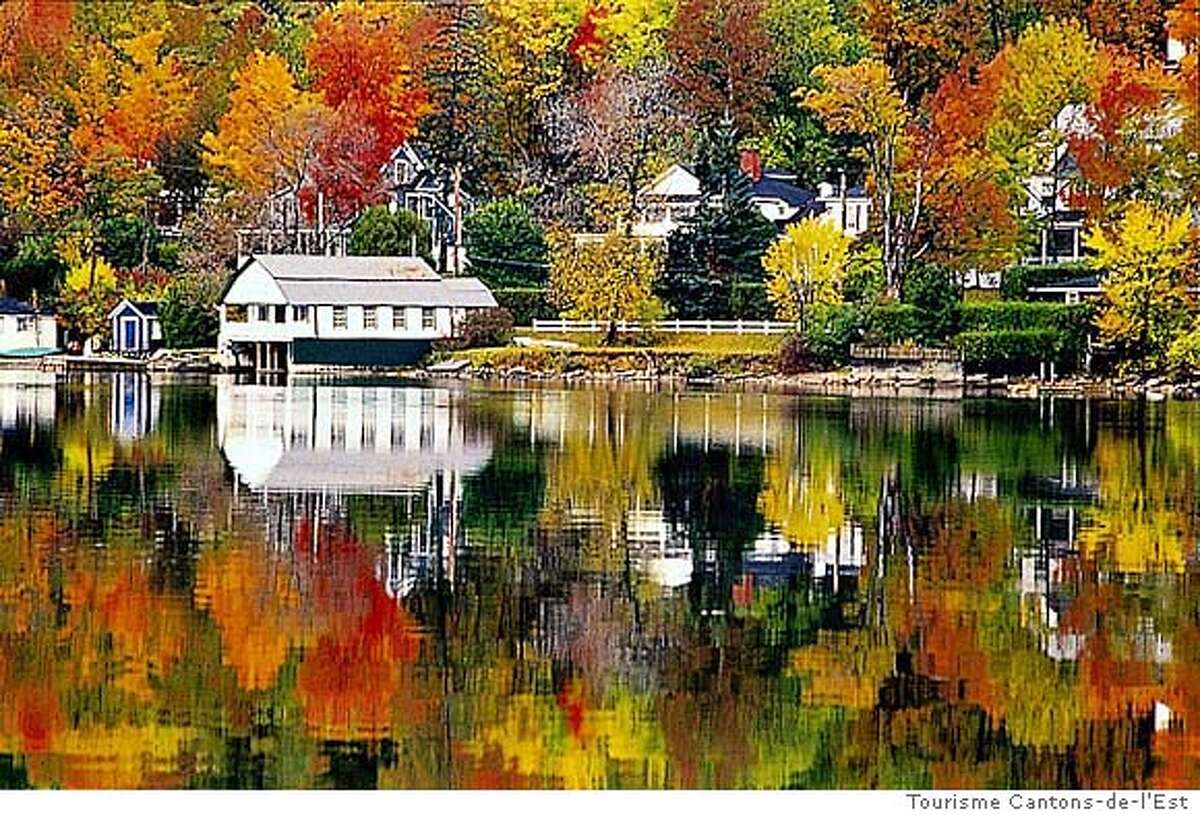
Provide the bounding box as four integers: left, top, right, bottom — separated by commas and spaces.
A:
450, 331, 785, 376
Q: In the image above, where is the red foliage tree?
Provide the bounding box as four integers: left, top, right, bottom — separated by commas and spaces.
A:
304, 4, 435, 222
666, 0, 772, 132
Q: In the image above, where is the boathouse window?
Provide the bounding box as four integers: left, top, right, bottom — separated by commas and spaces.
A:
274, 305, 286, 324
363, 306, 378, 330
256, 305, 270, 322
333, 306, 348, 330
422, 308, 436, 330
292, 306, 309, 322
393, 307, 407, 331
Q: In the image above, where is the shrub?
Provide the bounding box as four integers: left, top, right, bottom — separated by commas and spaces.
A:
957, 301, 1093, 366
686, 355, 719, 378
731, 282, 771, 320
999, 262, 1091, 300
349, 206, 432, 263
778, 333, 822, 374
902, 262, 960, 342
161, 273, 224, 349
801, 304, 862, 367
493, 287, 555, 326
465, 198, 548, 289
452, 307, 515, 350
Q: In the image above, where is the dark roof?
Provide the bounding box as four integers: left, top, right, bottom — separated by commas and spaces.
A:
751, 177, 819, 209
0, 297, 37, 315
129, 300, 159, 316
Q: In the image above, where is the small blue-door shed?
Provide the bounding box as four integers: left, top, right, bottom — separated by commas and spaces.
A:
108, 299, 163, 354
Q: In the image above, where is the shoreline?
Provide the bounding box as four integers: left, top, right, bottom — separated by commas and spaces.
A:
2, 350, 1189, 401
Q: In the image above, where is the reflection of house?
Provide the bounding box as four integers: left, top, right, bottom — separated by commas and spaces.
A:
108, 299, 163, 354
217, 254, 498, 371
219, 381, 496, 597
0, 297, 58, 354
0, 370, 55, 429
109, 372, 159, 439
746, 522, 866, 590
217, 382, 493, 494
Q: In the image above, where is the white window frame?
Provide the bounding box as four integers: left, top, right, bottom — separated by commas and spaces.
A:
333, 306, 348, 330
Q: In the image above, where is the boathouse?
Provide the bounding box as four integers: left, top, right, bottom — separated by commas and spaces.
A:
216, 254, 498, 370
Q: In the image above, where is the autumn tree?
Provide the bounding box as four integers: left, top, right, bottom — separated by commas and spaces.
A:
304, 2, 434, 221
805, 59, 915, 297
666, 0, 773, 132
548, 230, 665, 340
547, 61, 683, 228
202, 50, 326, 208
762, 217, 851, 326
480, 0, 580, 192
595, 0, 678, 67
1087, 203, 1196, 373
0, 94, 70, 228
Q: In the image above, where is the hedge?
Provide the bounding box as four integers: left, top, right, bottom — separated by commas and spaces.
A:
863, 304, 924, 345
956, 329, 1063, 369
493, 288, 556, 326
1000, 262, 1091, 300
958, 301, 1092, 365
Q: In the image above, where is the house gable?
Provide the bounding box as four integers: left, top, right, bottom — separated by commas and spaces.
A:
222, 261, 289, 306
640, 164, 702, 200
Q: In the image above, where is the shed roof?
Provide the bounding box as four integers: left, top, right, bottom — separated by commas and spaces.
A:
232, 254, 498, 308
107, 298, 160, 320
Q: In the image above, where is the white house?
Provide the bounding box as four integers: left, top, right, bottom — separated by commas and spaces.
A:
108, 299, 163, 354
0, 297, 58, 355
217, 254, 498, 371
634, 162, 865, 238
815, 181, 872, 238
634, 164, 705, 238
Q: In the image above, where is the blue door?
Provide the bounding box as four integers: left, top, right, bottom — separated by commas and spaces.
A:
124, 319, 138, 351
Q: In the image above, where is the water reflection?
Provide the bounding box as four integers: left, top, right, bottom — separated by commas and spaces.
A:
1, 377, 1200, 788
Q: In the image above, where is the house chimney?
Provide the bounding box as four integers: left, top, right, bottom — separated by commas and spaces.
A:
739, 150, 763, 183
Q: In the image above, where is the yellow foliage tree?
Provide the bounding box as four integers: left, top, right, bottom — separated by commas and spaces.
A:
761, 216, 850, 326
201, 50, 328, 200
0, 94, 69, 223
547, 230, 664, 340
595, 0, 677, 67
804, 59, 910, 295
1087, 202, 1196, 372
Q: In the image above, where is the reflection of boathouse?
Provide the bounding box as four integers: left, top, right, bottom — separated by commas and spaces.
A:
109, 372, 160, 439
217, 380, 494, 596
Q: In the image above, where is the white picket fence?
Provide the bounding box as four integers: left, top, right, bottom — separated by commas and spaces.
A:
531, 319, 798, 335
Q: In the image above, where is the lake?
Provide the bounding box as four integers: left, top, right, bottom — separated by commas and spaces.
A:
0, 371, 1197, 789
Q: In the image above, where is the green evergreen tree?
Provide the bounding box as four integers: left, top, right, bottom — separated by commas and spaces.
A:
660, 121, 777, 318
